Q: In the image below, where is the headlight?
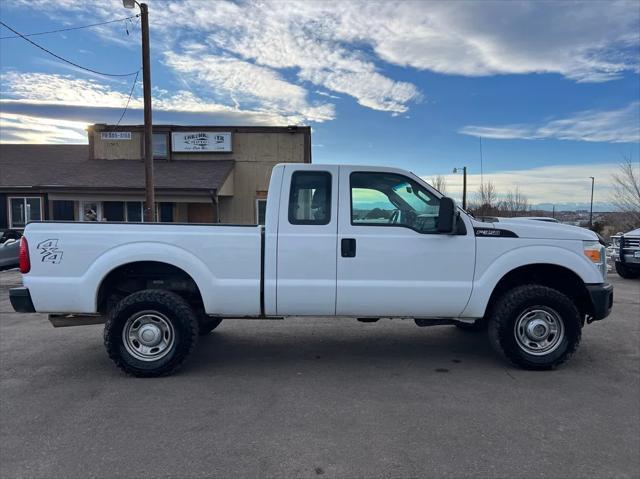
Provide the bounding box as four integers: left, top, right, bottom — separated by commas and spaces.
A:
612, 237, 620, 248
584, 240, 607, 280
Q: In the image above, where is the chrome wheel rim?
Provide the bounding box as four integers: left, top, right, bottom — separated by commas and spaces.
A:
514, 306, 564, 356
122, 311, 175, 362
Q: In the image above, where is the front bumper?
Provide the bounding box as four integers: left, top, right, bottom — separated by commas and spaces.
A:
586, 283, 613, 321
9, 287, 36, 313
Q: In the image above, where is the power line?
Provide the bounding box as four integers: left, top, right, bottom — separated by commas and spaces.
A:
0, 20, 140, 77
116, 69, 141, 126
0, 15, 139, 40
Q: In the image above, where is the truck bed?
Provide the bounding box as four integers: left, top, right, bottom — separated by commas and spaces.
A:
22, 222, 262, 316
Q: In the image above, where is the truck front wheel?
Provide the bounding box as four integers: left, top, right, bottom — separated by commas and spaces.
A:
488, 285, 581, 370
104, 289, 199, 377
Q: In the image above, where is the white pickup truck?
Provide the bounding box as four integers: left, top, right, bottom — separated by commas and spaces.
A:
10, 163, 613, 377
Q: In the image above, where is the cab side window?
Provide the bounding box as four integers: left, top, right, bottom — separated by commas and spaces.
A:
289, 171, 332, 225
350, 172, 441, 233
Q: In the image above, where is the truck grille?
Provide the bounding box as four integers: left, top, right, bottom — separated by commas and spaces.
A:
622, 237, 640, 250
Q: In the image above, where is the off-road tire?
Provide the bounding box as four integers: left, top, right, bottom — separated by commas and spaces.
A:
104, 289, 199, 377
488, 285, 581, 370
615, 262, 640, 279
455, 318, 487, 332
199, 317, 223, 335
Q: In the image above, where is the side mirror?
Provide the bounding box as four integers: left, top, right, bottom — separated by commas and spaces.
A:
437, 197, 457, 233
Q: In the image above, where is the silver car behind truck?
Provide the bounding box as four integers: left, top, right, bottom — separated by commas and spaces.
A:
0, 239, 20, 270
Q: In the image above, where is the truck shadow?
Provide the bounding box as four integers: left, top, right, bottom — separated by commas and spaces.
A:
187, 323, 500, 374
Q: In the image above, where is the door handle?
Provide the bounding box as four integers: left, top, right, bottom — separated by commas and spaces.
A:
341, 238, 356, 257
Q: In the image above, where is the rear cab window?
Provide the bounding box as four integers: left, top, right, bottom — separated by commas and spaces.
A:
288, 171, 332, 225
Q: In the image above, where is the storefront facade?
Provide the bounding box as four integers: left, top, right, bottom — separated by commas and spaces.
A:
0, 124, 311, 230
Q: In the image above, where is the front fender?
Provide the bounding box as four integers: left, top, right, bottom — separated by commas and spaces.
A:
462, 245, 602, 318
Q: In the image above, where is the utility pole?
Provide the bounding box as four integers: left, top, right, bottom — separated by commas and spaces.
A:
589, 176, 595, 228
462, 166, 467, 210
124, 0, 155, 221
453, 166, 468, 209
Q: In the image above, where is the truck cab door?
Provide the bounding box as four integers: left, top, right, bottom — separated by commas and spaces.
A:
336, 167, 475, 318
276, 165, 339, 315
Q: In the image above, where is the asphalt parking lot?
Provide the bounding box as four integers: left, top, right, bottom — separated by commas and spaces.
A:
0, 270, 638, 479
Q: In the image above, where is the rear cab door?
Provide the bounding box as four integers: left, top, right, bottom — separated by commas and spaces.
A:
275, 165, 339, 315
336, 166, 476, 318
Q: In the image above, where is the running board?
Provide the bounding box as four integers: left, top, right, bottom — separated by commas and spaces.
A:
49, 314, 106, 328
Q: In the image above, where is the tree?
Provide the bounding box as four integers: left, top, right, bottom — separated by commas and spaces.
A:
611, 157, 640, 228
473, 180, 499, 216
499, 186, 530, 217
430, 175, 448, 194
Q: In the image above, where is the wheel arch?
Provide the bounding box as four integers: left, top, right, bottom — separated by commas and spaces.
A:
96, 260, 205, 315
483, 263, 594, 322
86, 242, 213, 314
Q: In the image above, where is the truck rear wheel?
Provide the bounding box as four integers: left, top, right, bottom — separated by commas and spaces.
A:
488, 285, 581, 370
104, 289, 199, 377
615, 262, 640, 279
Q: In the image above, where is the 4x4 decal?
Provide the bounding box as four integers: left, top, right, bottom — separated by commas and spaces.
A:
37, 239, 63, 264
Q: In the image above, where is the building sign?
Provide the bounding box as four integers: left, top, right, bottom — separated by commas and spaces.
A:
101, 132, 131, 140
171, 132, 232, 152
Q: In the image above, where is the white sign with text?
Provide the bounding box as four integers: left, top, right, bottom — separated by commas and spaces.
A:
171, 132, 232, 152
101, 132, 131, 140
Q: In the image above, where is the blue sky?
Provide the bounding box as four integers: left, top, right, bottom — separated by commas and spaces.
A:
0, 0, 639, 209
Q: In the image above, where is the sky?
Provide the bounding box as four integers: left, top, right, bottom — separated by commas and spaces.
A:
0, 0, 639, 211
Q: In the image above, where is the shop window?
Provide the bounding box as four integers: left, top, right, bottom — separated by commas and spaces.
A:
9, 197, 41, 228
103, 202, 125, 222
52, 200, 75, 221
153, 133, 168, 159
157, 202, 174, 222
126, 202, 143, 222
81, 201, 102, 222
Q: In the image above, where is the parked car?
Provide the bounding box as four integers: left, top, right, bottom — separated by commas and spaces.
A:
0, 229, 22, 270
610, 228, 640, 279
10, 163, 612, 376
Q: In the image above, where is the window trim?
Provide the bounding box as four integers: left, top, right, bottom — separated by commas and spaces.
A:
8, 196, 43, 229
256, 198, 267, 225
349, 171, 444, 235
288, 170, 332, 226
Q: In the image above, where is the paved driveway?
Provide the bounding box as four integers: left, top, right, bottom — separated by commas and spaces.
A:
1, 270, 638, 478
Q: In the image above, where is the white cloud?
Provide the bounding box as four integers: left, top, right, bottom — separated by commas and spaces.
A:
459, 102, 640, 143
315, 91, 341, 100
423, 163, 618, 205
1, 0, 638, 135
1, 72, 137, 108
0, 112, 88, 143
148, 0, 638, 82
0, 71, 324, 125
163, 50, 334, 122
